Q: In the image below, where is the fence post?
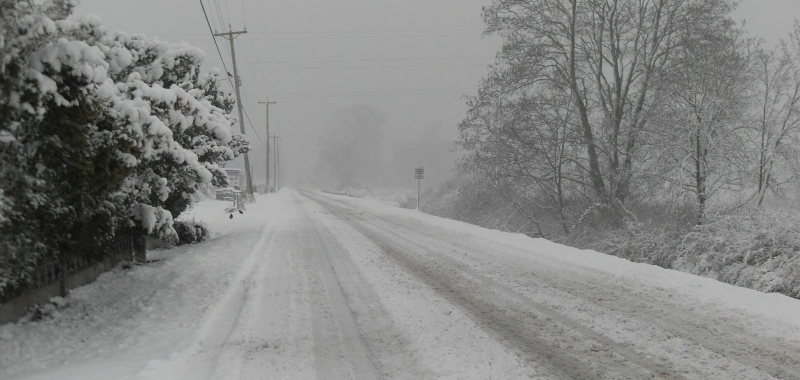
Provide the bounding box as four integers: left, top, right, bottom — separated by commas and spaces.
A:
59, 255, 67, 297
133, 234, 146, 263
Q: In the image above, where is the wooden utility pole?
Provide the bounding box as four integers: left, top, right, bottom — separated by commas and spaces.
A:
258, 99, 276, 191
271, 135, 281, 190
213, 26, 254, 197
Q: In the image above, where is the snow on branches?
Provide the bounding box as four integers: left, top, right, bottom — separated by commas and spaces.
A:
0, 0, 248, 297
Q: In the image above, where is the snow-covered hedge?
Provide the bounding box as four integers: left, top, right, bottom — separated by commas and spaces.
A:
594, 209, 800, 299
675, 210, 800, 298
0, 0, 247, 298
424, 178, 800, 299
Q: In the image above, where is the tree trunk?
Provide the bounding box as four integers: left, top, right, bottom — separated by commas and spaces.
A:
695, 127, 707, 225
59, 254, 67, 297
569, 0, 607, 202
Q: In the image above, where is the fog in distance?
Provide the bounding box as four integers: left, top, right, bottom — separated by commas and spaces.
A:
74, 0, 800, 189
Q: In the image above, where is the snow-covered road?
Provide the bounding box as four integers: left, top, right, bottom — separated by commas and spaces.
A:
3, 189, 800, 379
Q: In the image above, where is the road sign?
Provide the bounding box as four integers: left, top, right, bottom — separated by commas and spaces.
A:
415, 167, 424, 210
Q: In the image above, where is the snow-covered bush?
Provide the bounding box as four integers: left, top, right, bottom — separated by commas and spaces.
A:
423, 178, 547, 237
0, 0, 136, 297
173, 220, 210, 246
396, 193, 417, 209
0, 0, 245, 298
675, 209, 800, 298
588, 206, 800, 299
590, 220, 685, 268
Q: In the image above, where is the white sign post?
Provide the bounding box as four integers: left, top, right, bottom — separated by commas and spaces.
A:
415, 167, 424, 210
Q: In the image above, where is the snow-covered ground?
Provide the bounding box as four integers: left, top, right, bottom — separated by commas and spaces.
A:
322, 186, 416, 207
2, 189, 800, 379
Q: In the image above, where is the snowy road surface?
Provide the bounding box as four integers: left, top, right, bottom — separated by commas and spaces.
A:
3, 189, 800, 380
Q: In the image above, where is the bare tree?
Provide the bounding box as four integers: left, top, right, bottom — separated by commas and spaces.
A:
749, 26, 800, 206
653, 11, 753, 224
458, 86, 584, 235
481, 0, 714, 208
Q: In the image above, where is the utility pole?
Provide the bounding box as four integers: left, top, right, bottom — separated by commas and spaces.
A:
271, 135, 281, 190
258, 99, 276, 191
277, 141, 280, 190
213, 26, 254, 197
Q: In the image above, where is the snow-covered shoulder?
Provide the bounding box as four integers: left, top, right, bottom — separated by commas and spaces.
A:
313, 189, 800, 342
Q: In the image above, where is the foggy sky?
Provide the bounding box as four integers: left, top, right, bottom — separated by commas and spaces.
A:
74, 0, 800, 188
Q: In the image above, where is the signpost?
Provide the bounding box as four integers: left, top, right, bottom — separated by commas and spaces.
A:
415, 167, 424, 210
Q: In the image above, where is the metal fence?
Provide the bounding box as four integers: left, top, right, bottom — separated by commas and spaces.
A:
26, 235, 135, 293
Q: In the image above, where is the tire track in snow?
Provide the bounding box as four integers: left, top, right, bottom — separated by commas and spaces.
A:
337, 198, 800, 380
295, 193, 382, 380
138, 222, 275, 380
311, 190, 800, 379
303, 190, 681, 380
299, 197, 431, 379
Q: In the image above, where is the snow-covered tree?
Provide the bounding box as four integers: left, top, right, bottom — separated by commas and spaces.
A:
103, 33, 249, 222
749, 28, 800, 206
0, 0, 136, 295
0, 0, 246, 297
653, 7, 753, 224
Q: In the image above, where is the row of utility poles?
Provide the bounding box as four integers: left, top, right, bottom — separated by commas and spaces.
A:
214, 27, 283, 196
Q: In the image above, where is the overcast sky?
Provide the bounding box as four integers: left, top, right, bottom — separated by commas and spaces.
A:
73, 0, 800, 186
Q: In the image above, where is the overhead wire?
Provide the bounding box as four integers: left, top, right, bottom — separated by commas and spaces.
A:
235, 0, 276, 143
243, 33, 483, 41
224, 0, 232, 28
238, 35, 273, 145
245, 34, 273, 91
201, 0, 265, 149
205, 0, 217, 31
242, 87, 477, 99
141, 28, 484, 37
213, 0, 226, 29
199, 0, 234, 89
241, 0, 246, 29
215, 56, 496, 65
232, 62, 492, 72
242, 107, 266, 146
230, 7, 272, 141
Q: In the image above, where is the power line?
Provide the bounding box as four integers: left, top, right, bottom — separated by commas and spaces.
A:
237, 34, 269, 104
244, 87, 476, 97
139, 28, 485, 37
199, 0, 234, 89
201, 1, 262, 147
159, 33, 483, 42
247, 28, 483, 35
231, 63, 491, 72
245, 34, 273, 90
243, 92, 475, 100
213, 0, 226, 32
223, 0, 232, 27
210, 56, 495, 65
242, 106, 265, 146
240, 0, 246, 29
236, 34, 276, 145
245, 33, 483, 41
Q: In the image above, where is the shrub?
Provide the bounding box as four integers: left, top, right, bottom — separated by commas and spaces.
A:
590, 206, 800, 299
173, 220, 210, 246
675, 209, 800, 298
396, 194, 418, 209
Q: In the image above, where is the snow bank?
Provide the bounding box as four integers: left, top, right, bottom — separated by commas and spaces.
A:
316, 191, 800, 339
